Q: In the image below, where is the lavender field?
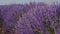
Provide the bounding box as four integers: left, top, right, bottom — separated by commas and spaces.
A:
0, 2, 60, 34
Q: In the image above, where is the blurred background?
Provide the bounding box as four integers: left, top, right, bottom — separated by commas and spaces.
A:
0, 0, 60, 5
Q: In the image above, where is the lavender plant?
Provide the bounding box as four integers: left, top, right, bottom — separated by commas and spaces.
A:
0, 2, 60, 34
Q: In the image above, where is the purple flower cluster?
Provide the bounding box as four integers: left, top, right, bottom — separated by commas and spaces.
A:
0, 2, 60, 34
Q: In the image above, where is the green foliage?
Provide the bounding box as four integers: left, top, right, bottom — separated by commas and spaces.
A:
45, 20, 55, 34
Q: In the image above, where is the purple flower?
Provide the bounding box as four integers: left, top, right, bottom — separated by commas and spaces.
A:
0, 2, 60, 34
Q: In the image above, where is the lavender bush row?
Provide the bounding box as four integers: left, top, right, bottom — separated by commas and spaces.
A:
0, 2, 60, 34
